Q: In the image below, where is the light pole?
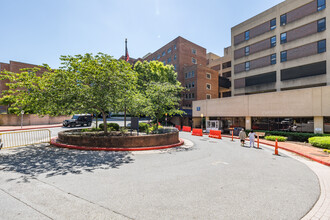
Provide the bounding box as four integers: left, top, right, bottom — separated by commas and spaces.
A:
201, 113, 203, 131
165, 113, 168, 127
21, 110, 24, 129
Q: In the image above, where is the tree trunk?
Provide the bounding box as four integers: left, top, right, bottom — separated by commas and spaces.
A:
102, 110, 107, 134
156, 118, 159, 131
124, 105, 127, 128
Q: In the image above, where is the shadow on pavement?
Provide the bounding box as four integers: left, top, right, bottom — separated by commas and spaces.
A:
0, 144, 134, 178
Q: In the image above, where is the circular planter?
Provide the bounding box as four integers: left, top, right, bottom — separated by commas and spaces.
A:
52, 130, 183, 151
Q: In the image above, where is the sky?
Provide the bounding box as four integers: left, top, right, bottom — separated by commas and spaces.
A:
1, 0, 284, 68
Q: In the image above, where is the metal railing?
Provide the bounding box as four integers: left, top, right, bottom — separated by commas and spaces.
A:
0, 129, 51, 149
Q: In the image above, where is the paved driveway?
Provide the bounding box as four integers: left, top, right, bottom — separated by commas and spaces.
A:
0, 132, 320, 219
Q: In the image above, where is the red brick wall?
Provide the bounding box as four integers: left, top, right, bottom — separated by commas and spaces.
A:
250, 21, 271, 39
287, 42, 318, 61
196, 66, 218, 100
250, 38, 271, 54
287, 0, 317, 24
287, 21, 318, 42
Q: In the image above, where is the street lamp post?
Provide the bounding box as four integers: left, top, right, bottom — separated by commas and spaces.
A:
21, 110, 24, 129
201, 113, 203, 132
165, 113, 168, 127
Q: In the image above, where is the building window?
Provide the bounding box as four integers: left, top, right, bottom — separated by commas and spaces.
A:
174, 45, 177, 50
192, 58, 197, 64
174, 64, 177, 71
162, 51, 166, 56
270, 54, 276, 65
188, 72, 191, 78
270, 18, 276, 30
192, 71, 195, 77
206, 83, 211, 90
185, 94, 188, 99
280, 33, 287, 44
245, 31, 250, 41
318, 0, 326, 11
318, 39, 326, 53
192, 93, 195, 99
192, 49, 197, 54
245, 46, 250, 56
185, 73, 188, 78
163, 61, 166, 65
188, 94, 191, 99
189, 83, 191, 88
206, 94, 211, 99
206, 73, 211, 79
174, 54, 177, 60
245, 61, 250, 71
280, 14, 287, 26
167, 48, 172, 53
270, 36, 276, 48
318, 18, 326, 32
281, 51, 287, 62
157, 55, 161, 59
167, 57, 171, 63
192, 82, 195, 88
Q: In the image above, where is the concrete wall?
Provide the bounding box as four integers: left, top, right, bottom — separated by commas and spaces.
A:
192, 86, 330, 117
231, 0, 330, 95
0, 114, 71, 126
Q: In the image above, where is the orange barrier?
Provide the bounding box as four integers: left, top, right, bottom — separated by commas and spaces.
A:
175, 125, 181, 131
257, 134, 259, 149
209, 130, 221, 139
182, 126, 191, 132
192, 128, 203, 136
275, 138, 279, 155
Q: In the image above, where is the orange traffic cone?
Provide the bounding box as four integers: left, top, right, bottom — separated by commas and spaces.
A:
275, 138, 279, 155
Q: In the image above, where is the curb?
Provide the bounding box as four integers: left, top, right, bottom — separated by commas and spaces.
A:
221, 134, 330, 167
0, 125, 62, 132
50, 137, 185, 151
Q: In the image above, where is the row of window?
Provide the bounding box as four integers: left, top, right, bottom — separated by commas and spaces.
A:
242, 18, 326, 58
154, 45, 177, 60
185, 93, 195, 99
243, 39, 326, 71
185, 82, 195, 89
243, 0, 326, 42
185, 71, 195, 79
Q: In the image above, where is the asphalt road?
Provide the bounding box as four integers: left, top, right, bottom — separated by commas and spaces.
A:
0, 132, 320, 219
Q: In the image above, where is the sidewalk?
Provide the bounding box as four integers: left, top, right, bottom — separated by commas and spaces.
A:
0, 124, 62, 132
222, 134, 330, 166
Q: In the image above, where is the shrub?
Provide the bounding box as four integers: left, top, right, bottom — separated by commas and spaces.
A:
265, 135, 287, 142
309, 137, 330, 149
139, 123, 149, 132
323, 149, 330, 154
80, 128, 102, 132
245, 130, 330, 142
99, 123, 119, 131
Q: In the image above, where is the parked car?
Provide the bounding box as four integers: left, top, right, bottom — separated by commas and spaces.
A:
63, 114, 93, 127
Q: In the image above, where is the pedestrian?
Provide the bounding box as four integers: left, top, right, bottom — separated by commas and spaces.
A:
248, 130, 256, 148
239, 128, 246, 146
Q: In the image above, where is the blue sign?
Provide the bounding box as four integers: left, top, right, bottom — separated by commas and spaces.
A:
196, 107, 201, 111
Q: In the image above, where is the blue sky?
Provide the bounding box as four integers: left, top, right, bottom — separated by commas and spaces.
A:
1, 0, 284, 68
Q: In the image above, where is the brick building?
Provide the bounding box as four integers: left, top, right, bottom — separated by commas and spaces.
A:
0, 61, 47, 113
144, 36, 219, 109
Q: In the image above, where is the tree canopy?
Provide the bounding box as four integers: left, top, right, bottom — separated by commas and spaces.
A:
0, 54, 184, 133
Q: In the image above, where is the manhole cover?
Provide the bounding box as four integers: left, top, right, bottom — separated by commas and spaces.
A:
310, 153, 329, 157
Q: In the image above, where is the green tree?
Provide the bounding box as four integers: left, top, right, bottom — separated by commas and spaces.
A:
1, 53, 137, 134
134, 61, 184, 129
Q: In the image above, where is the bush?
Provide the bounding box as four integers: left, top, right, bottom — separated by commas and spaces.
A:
99, 123, 119, 131
139, 123, 149, 132
323, 149, 330, 154
309, 137, 330, 149
245, 130, 330, 142
265, 136, 287, 142
80, 128, 102, 132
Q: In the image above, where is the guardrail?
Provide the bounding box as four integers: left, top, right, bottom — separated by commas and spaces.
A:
0, 129, 51, 149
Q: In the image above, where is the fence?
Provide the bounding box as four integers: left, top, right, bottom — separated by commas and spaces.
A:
0, 129, 51, 149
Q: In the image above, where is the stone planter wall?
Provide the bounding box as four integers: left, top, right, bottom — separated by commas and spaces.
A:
58, 130, 180, 148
